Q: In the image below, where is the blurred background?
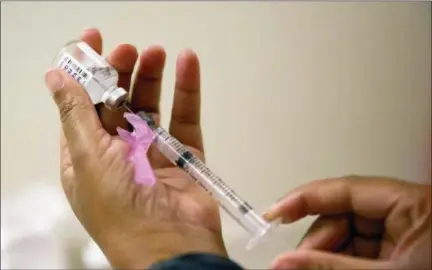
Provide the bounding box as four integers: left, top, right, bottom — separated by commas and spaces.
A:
1, 1, 431, 269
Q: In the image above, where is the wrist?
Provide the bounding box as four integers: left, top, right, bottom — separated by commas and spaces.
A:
96, 226, 227, 269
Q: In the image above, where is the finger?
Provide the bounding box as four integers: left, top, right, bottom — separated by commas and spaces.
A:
169, 49, 203, 151
80, 28, 102, 54
264, 176, 415, 223
396, 229, 431, 270
297, 215, 352, 252
352, 236, 381, 258
128, 46, 166, 167
271, 250, 392, 270
99, 44, 138, 134
298, 215, 382, 258
130, 45, 166, 114
46, 68, 105, 160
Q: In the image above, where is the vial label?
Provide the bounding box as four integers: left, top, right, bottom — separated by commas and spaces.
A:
57, 52, 93, 86
77, 42, 110, 67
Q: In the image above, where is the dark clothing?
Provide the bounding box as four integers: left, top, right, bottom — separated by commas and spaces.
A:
149, 253, 244, 270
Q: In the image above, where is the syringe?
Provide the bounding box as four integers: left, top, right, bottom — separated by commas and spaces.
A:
123, 104, 279, 249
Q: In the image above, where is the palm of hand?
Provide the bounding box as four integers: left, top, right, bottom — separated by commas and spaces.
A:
61, 134, 220, 233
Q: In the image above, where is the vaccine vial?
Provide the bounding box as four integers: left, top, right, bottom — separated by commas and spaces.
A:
53, 40, 127, 110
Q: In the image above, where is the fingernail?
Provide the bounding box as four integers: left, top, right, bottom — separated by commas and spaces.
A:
83, 27, 99, 33
264, 205, 283, 221
263, 210, 280, 222
45, 69, 64, 92
264, 193, 300, 222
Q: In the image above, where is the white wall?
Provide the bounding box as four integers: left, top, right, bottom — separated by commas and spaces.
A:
1, 2, 431, 268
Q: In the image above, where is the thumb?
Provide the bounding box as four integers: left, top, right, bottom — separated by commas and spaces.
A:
45, 68, 105, 158
271, 250, 393, 270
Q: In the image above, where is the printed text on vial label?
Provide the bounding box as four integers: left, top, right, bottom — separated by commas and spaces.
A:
57, 52, 93, 86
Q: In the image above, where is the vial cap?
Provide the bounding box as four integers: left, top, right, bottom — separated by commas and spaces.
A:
101, 87, 128, 111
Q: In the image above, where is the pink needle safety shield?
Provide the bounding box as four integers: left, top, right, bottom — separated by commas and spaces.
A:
117, 113, 156, 186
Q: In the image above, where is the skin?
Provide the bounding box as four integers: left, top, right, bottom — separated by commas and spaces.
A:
45, 28, 431, 270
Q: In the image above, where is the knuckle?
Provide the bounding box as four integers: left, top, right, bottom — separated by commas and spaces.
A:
57, 95, 88, 125
171, 106, 199, 125
58, 99, 75, 124
334, 177, 351, 192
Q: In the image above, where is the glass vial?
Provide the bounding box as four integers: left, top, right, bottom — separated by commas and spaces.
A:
53, 40, 127, 110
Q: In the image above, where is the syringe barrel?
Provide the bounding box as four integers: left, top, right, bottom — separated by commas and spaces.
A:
135, 111, 273, 244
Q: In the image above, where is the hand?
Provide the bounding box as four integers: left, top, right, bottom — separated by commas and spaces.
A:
45, 29, 226, 269
264, 176, 431, 270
